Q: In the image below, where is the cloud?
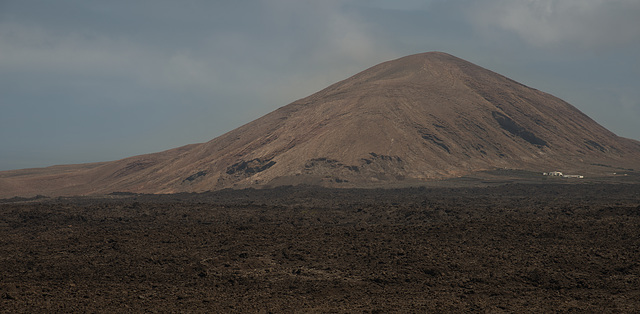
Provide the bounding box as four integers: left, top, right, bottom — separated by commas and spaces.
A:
195, 0, 397, 106
358, 0, 434, 11
0, 22, 221, 98
467, 0, 640, 49
0, 1, 396, 108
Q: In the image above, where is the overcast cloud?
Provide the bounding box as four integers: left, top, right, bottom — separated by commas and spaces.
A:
468, 0, 640, 48
1, 0, 639, 170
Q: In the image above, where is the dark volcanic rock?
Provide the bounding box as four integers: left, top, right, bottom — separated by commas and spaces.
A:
1, 184, 639, 312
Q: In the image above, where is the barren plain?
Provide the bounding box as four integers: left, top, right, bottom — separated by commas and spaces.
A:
2, 180, 640, 312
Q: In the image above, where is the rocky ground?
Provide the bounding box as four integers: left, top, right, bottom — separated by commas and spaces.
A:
1, 183, 639, 312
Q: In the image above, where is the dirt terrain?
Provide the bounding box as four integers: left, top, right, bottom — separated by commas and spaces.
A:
4, 52, 640, 198
1, 183, 640, 312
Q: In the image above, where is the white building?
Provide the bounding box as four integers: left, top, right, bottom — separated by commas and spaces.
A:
542, 171, 583, 178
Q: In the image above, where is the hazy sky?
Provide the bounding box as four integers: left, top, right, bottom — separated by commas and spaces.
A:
1, 0, 639, 171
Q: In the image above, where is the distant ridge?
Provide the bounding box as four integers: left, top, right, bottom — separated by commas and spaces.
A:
2, 52, 640, 197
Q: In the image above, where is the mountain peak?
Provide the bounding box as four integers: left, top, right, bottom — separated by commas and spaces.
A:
378, 51, 465, 66
348, 51, 468, 79
2, 52, 639, 197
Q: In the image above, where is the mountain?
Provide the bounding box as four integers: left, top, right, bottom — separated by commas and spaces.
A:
2, 52, 640, 197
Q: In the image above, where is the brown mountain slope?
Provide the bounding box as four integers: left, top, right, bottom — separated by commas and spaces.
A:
2, 52, 639, 197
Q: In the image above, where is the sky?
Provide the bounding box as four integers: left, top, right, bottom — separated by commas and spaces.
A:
1, 0, 639, 171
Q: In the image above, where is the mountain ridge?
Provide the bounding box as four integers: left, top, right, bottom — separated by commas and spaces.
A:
2, 52, 639, 197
